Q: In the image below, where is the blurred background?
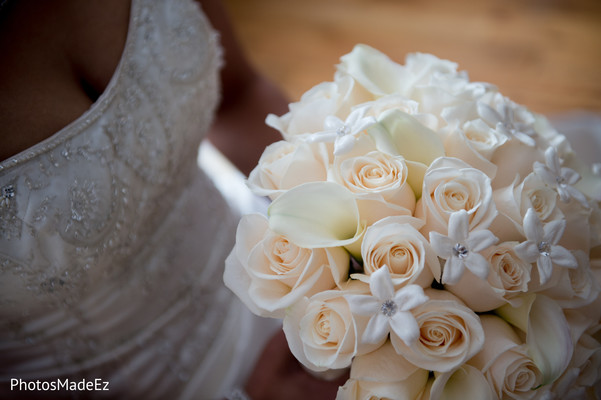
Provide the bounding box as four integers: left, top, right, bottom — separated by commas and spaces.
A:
223, 0, 601, 116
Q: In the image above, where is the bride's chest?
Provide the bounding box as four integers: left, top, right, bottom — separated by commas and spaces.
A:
0, 0, 222, 319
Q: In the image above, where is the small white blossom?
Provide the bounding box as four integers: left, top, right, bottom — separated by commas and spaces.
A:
534, 146, 588, 207
306, 107, 376, 156
514, 208, 577, 285
429, 210, 498, 285
345, 266, 428, 347
477, 101, 536, 146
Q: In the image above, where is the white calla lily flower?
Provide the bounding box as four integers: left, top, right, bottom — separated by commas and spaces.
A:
268, 181, 365, 250
496, 294, 574, 385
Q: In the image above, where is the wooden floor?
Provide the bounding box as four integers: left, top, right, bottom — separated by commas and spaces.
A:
223, 0, 601, 116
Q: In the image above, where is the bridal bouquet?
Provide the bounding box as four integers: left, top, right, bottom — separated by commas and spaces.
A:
224, 44, 601, 399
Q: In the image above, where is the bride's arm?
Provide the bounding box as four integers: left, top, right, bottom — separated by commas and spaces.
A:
199, 0, 288, 176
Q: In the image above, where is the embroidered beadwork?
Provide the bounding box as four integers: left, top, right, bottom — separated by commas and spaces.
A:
0, 0, 234, 397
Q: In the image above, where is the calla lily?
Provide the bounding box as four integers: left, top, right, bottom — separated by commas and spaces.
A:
429, 365, 494, 400
268, 182, 365, 250
496, 294, 574, 385
337, 44, 406, 96
367, 109, 445, 197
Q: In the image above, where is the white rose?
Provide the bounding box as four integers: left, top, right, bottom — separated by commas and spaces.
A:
542, 250, 600, 308
469, 315, 543, 400
416, 157, 497, 235
557, 198, 594, 254
447, 241, 532, 312
336, 340, 429, 400
402, 52, 464, 101
552, 331, 601, 399
443, 118, 507, 179
391, 288, 484, 372
283, 284, 378, 371
486, 241, 532, 296
491, 173, 562, 242
360, 94, 439, 132
247, 140, 327, 199
353, 216, 435, 289
331, 144, 416, 223
490, 139, 545, 189
224, 214, 349, 318
266, 73, 370, 139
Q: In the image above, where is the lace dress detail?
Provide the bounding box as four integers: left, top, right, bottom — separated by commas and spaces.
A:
0, 0, 267, 398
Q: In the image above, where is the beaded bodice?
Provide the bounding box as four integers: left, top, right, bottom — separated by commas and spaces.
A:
0, 0, 251, 398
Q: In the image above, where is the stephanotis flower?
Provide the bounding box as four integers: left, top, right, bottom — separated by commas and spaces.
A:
429, 210, 499, 285
345, 267, 428, 347
514, 208, 577, 285
306, 107, 377, 156
476, 101, 536, 146
534, 146, 588, 207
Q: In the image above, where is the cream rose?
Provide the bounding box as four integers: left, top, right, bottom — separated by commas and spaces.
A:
391, 288, 484, 372
469, 315, 543, 399
541, 250, 600, 308
353, 216, 435, 289
336, 340, 429, 400
329, 137, 416, 224
491, 173, 562, 242
446, 241, 532, 312
402, 52, 464, 101
266, 73, 371, 139
247, 140, 327, 199
552, 330, 601, 399
443, 118, 507, 180
283, 284, 378, 371
416, 157, 496, 235
224, 214, 349, 318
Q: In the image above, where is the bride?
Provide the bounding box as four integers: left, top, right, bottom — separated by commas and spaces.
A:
0, 0, 344, 398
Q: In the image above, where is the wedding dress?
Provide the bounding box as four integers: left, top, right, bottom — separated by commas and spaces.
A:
0, 0, 275, 398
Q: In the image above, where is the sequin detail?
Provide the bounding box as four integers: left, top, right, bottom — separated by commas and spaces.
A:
380, 300, 398, 317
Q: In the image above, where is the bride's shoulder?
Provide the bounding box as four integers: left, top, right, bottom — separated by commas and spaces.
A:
0, 0, 130, 161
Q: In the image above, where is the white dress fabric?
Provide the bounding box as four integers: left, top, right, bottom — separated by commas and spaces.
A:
0, 0, 274, 398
